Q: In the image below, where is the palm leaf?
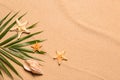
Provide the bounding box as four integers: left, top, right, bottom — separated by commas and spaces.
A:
0, 70, 3, 79
10, 47, 34, 53
0, 54, 23, 80
27, 22, 38, 29
0, 48, 23, 67
10, 39, 45, 47
10, 49, 45, 62
0, 34, 17, 46
0, 12, 11, 25
20, 51, 43, 61
3, 48, 28, 60
10, 49, 43, 61
11, 47, 46, 54
0, 11, 19, 33
0, 21, 38, 46
0, 12, 45, 80
36, 50, 46, 54
0, 13, 26, 40
0, 61, 13, 79
4, 31, 43, 47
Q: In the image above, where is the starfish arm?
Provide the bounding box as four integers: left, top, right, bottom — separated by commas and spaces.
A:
21, 25, 30, 34
24, 29, 30, 34
58, 59, 62, 66
20, 21, 28, 26
56, 51, 60, 55
17, 31, 22, 39
62, 55, 67, 59
61, 51, 66, 55
10, 26, 18, 31
31, 45, 37, 52
38, 45, 42, 49
63, 57, 68, 61
53, 57, 57, 60
33, 49, 37, 52
31, 45, 34, 48
16, 18, 22, 26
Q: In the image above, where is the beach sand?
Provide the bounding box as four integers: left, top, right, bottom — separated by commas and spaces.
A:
0, 0, 120, 80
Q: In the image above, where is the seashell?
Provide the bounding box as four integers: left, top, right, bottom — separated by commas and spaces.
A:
23, 64, 31, 71
23, 59, 43, 75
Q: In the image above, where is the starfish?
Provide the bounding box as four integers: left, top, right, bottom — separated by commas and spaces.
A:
31, 42, 42, 52
10, 18, 30, 39
53, 51, 68, 66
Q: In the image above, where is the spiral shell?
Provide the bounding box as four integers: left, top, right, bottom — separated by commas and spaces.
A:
23, 59, 43, 75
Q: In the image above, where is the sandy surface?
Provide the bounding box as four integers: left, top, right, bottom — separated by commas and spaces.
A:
0, 0, 120, 80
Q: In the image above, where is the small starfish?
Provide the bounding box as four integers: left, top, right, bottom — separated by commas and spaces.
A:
53, 51, 68, 66
10, 18, 30, 39
31, 42, 42, 52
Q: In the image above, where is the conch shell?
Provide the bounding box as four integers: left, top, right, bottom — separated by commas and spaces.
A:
23, 59, 43, 75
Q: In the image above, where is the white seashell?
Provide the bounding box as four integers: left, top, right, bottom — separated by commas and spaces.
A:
23, 64, 31, 71
23, 59, 43, 75
30, 64, 43, 74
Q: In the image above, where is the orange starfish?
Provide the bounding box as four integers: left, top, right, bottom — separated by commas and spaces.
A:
53, 51, 68, 66
31, 42, 42, 52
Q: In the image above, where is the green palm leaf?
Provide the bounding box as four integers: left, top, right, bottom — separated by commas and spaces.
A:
0, 34, 17, 46
0, 70, 3, 79
0, 61, 13, 79
0, 12, 45, 80
0, 48, 23, 67
20, 51, 43, 61
10, 39, 45, 47
0, 11, 19, 33
27, 22, 38, 29
10, 47, 34, 53
10, 49, 43, 61
3, 48, 28, 60
0, 12, 11, 25
4, 31, 43, 47
11, 47, 46, 54
0, 13, 26, 40
0, 54, 23, 80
